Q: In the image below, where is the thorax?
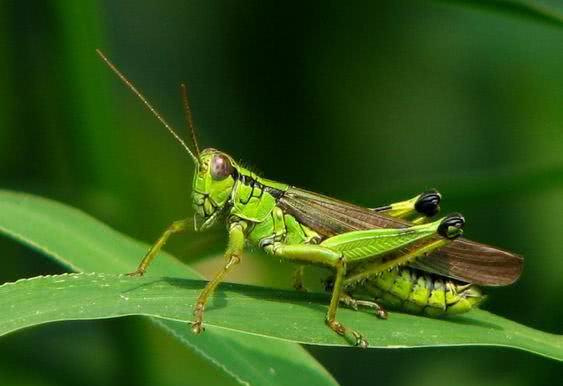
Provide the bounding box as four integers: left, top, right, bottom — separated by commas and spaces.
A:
229, 168, 288, 223
228, 169, 321, 247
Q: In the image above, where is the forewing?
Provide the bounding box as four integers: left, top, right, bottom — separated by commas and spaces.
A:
277, 187, 409, 237
278, 187, 523, 286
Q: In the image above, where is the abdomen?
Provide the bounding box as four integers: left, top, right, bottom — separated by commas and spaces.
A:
348, 267, 485, 316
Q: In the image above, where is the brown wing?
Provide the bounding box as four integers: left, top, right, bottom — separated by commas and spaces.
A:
409, 239, 522, 285
278, 187, 523, 286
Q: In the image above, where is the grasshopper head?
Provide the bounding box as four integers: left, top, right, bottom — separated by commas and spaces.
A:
95, 51, 237, 230
192, 148, 238, 230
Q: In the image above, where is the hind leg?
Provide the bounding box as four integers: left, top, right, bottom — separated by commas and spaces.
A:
371, 190, 441, 224
265, 243, 368, 347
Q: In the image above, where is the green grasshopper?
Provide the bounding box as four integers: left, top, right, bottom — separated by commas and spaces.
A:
97, 50, 523, 347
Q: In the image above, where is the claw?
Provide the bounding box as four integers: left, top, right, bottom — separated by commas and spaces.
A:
376, 308, 388, 319
126, 270, 144, 277
191, 303, 206, 334
191, 322, 205, 334
352, 331, 369, 348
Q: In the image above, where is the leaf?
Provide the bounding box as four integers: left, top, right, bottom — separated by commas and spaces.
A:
441, 0, 563, 26
1, 273, 562, 361
0, 190, 338, 386
0, 192, 561, 364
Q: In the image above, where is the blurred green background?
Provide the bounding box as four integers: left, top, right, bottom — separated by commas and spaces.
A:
1, 1, 562, 385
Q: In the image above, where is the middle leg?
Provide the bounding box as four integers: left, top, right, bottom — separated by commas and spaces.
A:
339, 293, 387, 319
292, 266, 308, 292
192, 220, 247, 334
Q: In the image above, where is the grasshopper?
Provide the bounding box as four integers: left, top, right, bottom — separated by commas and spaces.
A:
97, 50, 523, 347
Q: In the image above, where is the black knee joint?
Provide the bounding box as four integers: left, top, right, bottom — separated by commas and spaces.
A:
415, 190, 441, 217
438, 213, 465, 239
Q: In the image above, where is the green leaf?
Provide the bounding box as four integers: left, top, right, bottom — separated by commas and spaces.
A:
441, 0, 563, 26
0, 190, 338, 386
1, 192, 561, 365
1, 273, 562, 361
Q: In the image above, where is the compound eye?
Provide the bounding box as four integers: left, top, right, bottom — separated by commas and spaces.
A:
210, 154, 233, 180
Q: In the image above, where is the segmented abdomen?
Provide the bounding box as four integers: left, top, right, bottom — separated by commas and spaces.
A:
350, 267, 485, 316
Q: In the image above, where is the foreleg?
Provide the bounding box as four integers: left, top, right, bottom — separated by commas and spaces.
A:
192, 221, 247, 334
128, 217, 192, 276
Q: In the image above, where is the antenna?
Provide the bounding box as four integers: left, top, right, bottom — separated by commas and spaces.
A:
96, 49, 198, 164
180, 83, 201, 157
